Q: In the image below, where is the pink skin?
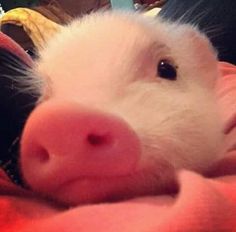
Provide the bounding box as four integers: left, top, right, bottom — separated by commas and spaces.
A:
21, 101, 140, 201
20, 12, 223, 205
21, 100, 176, 204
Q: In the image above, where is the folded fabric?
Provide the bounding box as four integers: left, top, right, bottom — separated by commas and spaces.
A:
0, 60, 236, 231
1, 157, 236, 232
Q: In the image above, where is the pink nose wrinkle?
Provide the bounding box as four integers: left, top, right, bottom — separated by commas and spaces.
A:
20, 101, 141, 193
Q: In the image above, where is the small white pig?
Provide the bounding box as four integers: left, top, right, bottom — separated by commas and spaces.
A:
20, 11, 223, 206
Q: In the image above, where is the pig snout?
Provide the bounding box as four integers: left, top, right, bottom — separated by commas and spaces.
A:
20, 101, 141, 199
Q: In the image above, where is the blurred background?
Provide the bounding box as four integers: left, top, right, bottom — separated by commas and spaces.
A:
0, 1, 164, 16
0, 0, 38, 12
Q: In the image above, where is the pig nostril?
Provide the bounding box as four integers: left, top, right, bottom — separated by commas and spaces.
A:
37, 146, 50, 163
87, 133, 111, 146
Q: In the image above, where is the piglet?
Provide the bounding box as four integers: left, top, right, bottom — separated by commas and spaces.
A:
20, 11, 224, 205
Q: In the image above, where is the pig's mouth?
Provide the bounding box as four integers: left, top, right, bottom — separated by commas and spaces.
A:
224, 113, 236, 152
224, 113, 236, 135
47, 164, 177, 206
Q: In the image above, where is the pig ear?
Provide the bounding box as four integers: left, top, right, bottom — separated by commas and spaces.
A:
0, 33, 38, 185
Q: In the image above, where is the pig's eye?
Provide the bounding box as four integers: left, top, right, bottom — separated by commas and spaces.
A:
157, 59, 177, 81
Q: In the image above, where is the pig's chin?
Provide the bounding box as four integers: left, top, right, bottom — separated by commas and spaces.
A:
43, 168, 177, 206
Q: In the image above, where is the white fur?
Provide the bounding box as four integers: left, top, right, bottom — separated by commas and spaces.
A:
26, 11, 224, 202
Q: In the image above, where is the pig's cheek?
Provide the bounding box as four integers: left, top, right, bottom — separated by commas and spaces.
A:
20, 101, 144, 201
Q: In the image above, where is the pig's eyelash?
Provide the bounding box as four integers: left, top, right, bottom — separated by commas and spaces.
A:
147, 42, 177, 70
148, 41, 170, 58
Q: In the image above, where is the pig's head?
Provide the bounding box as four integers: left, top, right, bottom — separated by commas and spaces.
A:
20, 11, 223, 205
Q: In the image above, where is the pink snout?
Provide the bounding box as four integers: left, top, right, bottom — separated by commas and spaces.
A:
20, 101, 141, 195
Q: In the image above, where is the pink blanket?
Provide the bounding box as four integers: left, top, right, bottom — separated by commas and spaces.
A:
1, 32, 236, 231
